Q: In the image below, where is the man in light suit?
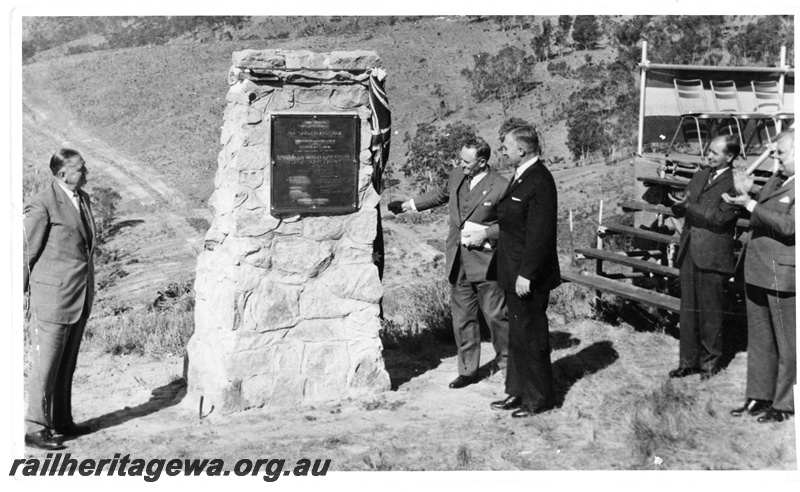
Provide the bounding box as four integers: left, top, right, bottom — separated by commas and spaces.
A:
24, 148, 96, 450
724, 130, 795, 423
668, 135, 742, 380
488, 125, 560, 418
389, 137, 509, 389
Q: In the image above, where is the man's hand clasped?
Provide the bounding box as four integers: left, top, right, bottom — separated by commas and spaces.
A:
668, 188, 690, 206
721, 166, 755, 207
461, 229, 488, 249
515, 275, 531, 297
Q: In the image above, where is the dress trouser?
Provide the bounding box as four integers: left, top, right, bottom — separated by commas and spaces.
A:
26, 307, 88, 434
450, 255, 508, 377
745, 284, 796, 413
505, 290, 554, 410
678, 257, 726, 371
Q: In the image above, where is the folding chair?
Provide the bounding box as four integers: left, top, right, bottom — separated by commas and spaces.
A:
710, 80, 771, 156
666, 79, 734, 157
751, 80, 795, 136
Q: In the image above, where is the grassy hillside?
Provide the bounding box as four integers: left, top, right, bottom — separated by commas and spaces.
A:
22, 16, 619, 207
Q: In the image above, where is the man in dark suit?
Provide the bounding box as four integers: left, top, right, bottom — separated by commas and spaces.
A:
488, 125, 560, 418
389, 137, 509, 389
724, 130, 795, 423
668, 135, 741, 380
23, 149, 96, 450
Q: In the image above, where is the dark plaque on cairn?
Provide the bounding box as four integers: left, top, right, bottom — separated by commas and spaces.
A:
270, 113, 361, 216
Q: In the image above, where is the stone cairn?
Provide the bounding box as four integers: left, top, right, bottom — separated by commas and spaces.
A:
186, 49, 391, 413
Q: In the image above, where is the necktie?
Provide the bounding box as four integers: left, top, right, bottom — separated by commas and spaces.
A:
465, 176, 473, 190
74, 192, 93, 250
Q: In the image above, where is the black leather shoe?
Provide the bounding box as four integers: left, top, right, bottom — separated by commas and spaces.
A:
511, 404, 555, 418
449, 375, 477, 389
730, 399, 771, 417
55, 424, 93, 437
25, 431, 66, 451
491, 396, 522, 411
757, 408, 793, 423
668, 367, 703, 378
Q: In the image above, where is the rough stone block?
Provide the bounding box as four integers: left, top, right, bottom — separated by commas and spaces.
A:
246, 107, 263, 125
241, 79, 276, 105
227, 66, 241, 86
219, 380, 246, 414
295, 87, 333, 106
240, 374, 275, 408
271, 236, 333, 277
360, 186, 381, 209
220, 118, 236, 146
345, 207, 377, 244
330, 86, 369, 110
234, 145, 269, 170
359, 148, 373, 167
302, 342, 350, 376
194, 280, 239, 332
240, 121, 267, 147
302, 216, 348, 241
272, 341, 305, 374
233, 49, 286, 69
243, 280, 302, 331
275, 219, 303, 236
299, 280, 377, 319
333, 241, 373, 266
225, 346, 276, 381
319, 265, 383, 303
358, 164, 374, 192
226, 83, 251, 105
263, 269, 306, 286
221, 235, 271, 269
325, 51, 381, 70
226, 329, 289, 353
238, 169, 264, 189
344, 309, 383, 336
305, 373, 349, 402
260, 88, 294, 111
290, 317, 377, 343
234, 206, 281, 237
347, 348, 391, 391
285, 50, 327, 69
268, 376, 306, 407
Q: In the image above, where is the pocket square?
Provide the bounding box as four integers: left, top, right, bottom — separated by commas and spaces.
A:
483, 202, 492, 206
511, 197, 522, 202
779, 196, 791, 203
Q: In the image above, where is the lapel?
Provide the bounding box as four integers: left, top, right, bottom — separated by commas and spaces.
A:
764, 175, 794, 203
460, 171, 497, 226
77, 188, 97, 250
502, 159, 539, 199
702, 167, 732, 193
53, 181, 91, 247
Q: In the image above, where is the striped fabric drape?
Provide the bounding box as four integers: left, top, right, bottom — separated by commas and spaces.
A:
368, 68, 392, 192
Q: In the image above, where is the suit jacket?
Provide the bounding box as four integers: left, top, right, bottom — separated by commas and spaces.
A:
414, 167, 509, 283
489, 159, 561, 293
744, 175, 795, 292
24, 181, 96, 324
672, 167, 740, 274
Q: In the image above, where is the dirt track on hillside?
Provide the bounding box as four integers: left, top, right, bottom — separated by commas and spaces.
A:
23, 80, 211, 307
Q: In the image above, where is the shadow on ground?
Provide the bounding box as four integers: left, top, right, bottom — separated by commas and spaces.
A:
383, 340, 457, 390
68, 378, 186, 441
553, 340, 619, 406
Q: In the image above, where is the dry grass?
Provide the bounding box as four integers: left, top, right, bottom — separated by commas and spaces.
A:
85, 309, 194, 358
